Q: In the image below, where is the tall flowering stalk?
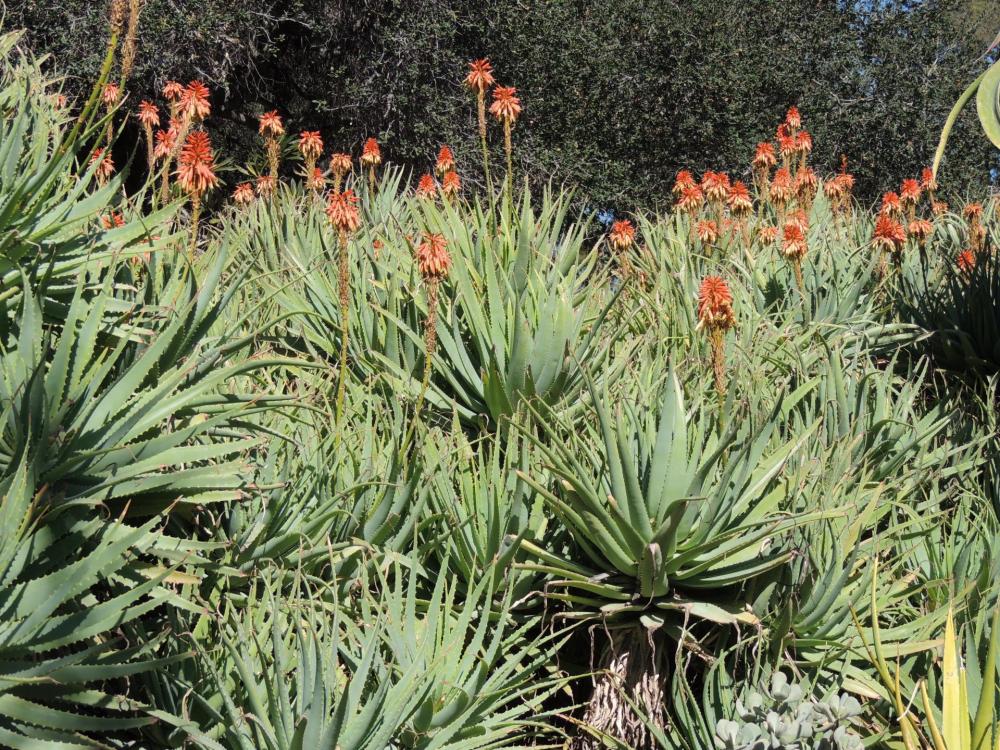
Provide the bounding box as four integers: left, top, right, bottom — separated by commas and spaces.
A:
137, 100, 159, 171
298, 130, 324, 187
161, 80, 210, 203
175, 131, 219, 259
413, 232, 452, 423
609, 219, 636, 280
361, 138, 382, 195
964, 203, 986, 254
121, 0, 142, 85
752, 142, 776, 199
697, 276, 736, 410
465, 59, 495, 195
873, 214, 907, 274
781, 219, 808, 294
490, 86, 521, 195
90, 148, 115, 186
416, 173, 437, 199
259, 111, 285, 183
330, 153, 352, 192
441, 171, 461, 205
101, 83, 120, 147
326, 190, 362, 424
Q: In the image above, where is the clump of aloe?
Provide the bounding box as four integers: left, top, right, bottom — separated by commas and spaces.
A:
715, 672, 863, 750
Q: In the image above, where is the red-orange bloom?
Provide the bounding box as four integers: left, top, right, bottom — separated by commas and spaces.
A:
795, 167, 819, 198
326, 190, 361, 233
174, 131, 219, 195
701, 171, 731, 203
361, 137, 382, 167
255, 174, 276, 197
153, 127, 177, 161
163, 81, 184, 102
963, 203, 983, 221
696, 220, 719, 245
785, 106, 802, 131
900, 179, 921, 206
441, 170, 461, 197
181, 80, 211, 122
778, 134, 797, 160
102, 83, 120, 106
307, 168, 326, 190
101, 211, 125, 229
298, 130, 323, 160
465, 58, 496, 94
330, 153, 353, 177
957, 249, 976, 273
697, 276, 736, 331
781, 222, 807, 260
795, 131, 813, 155
908, 219, 933, 243
727, 181, 753, 216
489, 86, 522, 123
880, 192, 902, 217
435, 145, 456, 176
137, 100, 160, 128
872, 215, 906, 255
233, 182, 255, 205
921, 167, 938, 192
752, 142, 777, 170
609, 219, 636, 251
259, 110, 285, 138
768, 168, 793, 205
676, 184, 705, 214
90, 148, 115, 181
416, 173, 437, 197
758, 225, 779, 244
673, 169, 697, 197
415, 232, 451, 280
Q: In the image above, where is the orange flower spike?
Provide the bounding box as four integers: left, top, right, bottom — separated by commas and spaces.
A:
964, 203, 983, 221
727, 181, 753, 217
673, 170, 697, 197
957, 249, 976, 273
785, 106, 802, 132
255, 174, 276, 197
464, 59, 496, 94
696, 220, 720, 245
90, 148, 115, 183
909, 219, 933, 244
361, 138, 382, 167
768, 168, 793, 206
696, 276, 736, 332
796, 131, 813, 154
676, 184, 705, 214
180, 81, 211, 122
872, 215, 907, 255
921, 167, 938, 193
416, 232, 452, 281
259, 111, 285, 138
781, 221, 808, 261
701, 171, 731, 204
326, 190, 362, 234
416, 173, 437, 197
163, 81, 184, 102
298, 130, 324, 161
758, 225, 779, 244
609, 219, 636, 252
153, 129, 176, 161
900, 179, 921, 207
174, 131, 219, 195
307, 168, 326, 191
102, 83, 121, 106
489, 86, 522, 124
441, 170, 461, 199
752, 143, 777, 170
880, 192, 902, 218
137, 101, 160, 128
436, 145, 456, 177
233, 182, 255, 205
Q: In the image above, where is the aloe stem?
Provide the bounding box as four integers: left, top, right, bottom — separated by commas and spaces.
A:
335, 226, 351, 427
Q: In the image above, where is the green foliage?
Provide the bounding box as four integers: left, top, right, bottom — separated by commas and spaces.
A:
714, 673, 864, 750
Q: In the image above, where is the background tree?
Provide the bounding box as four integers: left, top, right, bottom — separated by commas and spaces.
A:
7, 0, 998, 210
